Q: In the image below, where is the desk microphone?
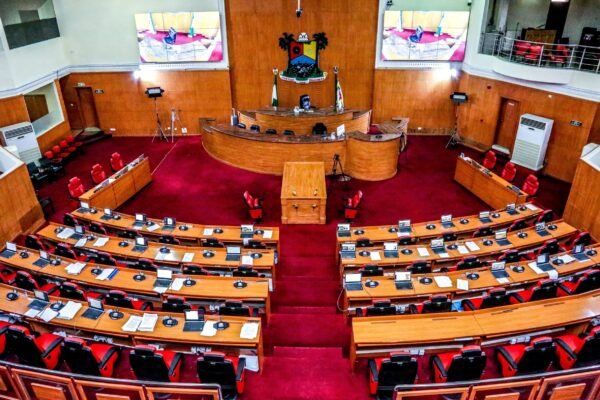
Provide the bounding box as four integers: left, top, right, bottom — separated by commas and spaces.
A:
51, 301, 64, 311
419, 276, 432, 285
365, 279, 378, 288
184, 276, 196, 287
109, 309, 124, 320
466, 272, 480, 280
6, 290, 18, 301
91, 267, 103, 276
134, 272, 146, 282
163, 315, 178, 327
233, 279, 247, 289
215, 316, 229, 330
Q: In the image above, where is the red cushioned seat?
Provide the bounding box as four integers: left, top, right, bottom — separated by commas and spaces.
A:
359, 299, 396, 317
524, 45, 543, 62
431, 346, 486, 383
566, 231, 592, 250
25, 234, 53, 253
94, 251, 125, 268
535, 209, 554, 224
522, 174, 539, 197
501, 162, 517, 182
496, 336, 555, 377
162, 296, 195, 313
554, 327, 600, 369
243, 191, 264, 222
44, 150, 63, 164
158, 235, 180, 245
509, 279, 558, 304
55, 242, 87, 262
62, 337, 119, 377
344, 190, 363, 222
462, 288, 510, 311
472, 226, 493, 238
182, 264, 212, 275
67, 177, 85, 199
557, 269, 600, 297
59, 282, 103, 302
14, 271, 59, 295
232, 266, 259, 277
89, 222, 109, 236
6, 326, 63, 369
66, 135, 83, 148
197, 352, 246, 398
535, 239, 565, 258
59, 140, 77, 154
110, 152, 124, 172
369, 352, 417, 398
104, 290, 152, 311
90, 164, 107, 185
514, 41, 531, 58
0, 321, 11, 355
409, 295, 452, 314
52, 145, 70, 159
130, 258, 157, 272
219, 300, 256, 317
130, 345, 182, 382
63, 212, 78, 227
482, 150, 497, 170
406, 261, 431, 274
508, 218, 528, 232
497, 249, 522, 263
446, 256, 485, 272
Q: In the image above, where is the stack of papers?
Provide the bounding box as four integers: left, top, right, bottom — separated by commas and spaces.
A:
65, 262, 86, 275
96, 268, 116, 281
465, 241, 480, 252
203, 228, 214, 235
528, 262, 544, 274
240, 322, 259, 339
434, 276, 453, 288
155, 252, 177, 262
153, 286, 168, 294
24, 308, 41, 318
456, 279, 469, 291
417, 248, 430, 257
370, 251, 381, 261
201, 321, 217, 337
263, 230, 273, 239
241, 256, 254, 265
57, 301, 82, 320
496, 277, 510, 284
57, 228, 75, 239
170, 278, 185, 292
147, 223, 161, 232
437, 251, 450, 258
241, 355, 260, 372
457, 245, 470, 255
182, 253, 194, 262
138, 314, 158, 332
93, 237, 109, 247
557, 254, 576, 264
525, 204, 538, 211
38, 308, 58, 322
397, 231, 411, 237
122, 315, 143, 332
74, 238, 88, 248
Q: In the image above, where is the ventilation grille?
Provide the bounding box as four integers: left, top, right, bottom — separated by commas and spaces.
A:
520, 117, 547, 131
2, 124, 34, 140
512, 139, 541, 169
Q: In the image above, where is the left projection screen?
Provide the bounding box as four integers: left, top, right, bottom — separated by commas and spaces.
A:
134, 12, 223, 63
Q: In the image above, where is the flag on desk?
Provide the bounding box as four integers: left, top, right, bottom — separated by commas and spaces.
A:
335, 79, 344, 112
271, 73, 279, 107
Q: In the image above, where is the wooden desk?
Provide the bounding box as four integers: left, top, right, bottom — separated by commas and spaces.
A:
340, 220, 577, 274
0, 246, 271, 318
0, 284, 263, 367
338, 203, 542, 245
37, 223, 277, 277
454, 156, 527, 209
281, 162, 327, 224
79, 156, 153, 209
343, 244, 600, 311
71, 208, 280, 251
350, 291, 600, 367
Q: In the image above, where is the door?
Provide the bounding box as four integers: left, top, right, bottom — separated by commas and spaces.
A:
494, 98, 521, 152
76, 87, 100, 129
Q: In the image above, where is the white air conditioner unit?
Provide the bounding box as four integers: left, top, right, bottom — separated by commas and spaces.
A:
511, 114, 554, 171
0, 122, 42, 165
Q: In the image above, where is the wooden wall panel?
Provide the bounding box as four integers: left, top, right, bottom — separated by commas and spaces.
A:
372, 69, 458, 128
457, 73, 599, 182
563, 157, 600, 241
60, 71, 232, 136
0, 164, 44, 245
0, 96, 29, 128
37, 80, 72, 152
226, 0, 378, 111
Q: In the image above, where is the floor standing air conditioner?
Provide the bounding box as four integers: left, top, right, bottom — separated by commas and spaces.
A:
511, 114, 554, 171
0, 122, 42, 165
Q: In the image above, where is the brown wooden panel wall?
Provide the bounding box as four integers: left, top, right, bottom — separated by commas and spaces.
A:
59, 71, 232, 136
372, 69, 458, 129
457, 73, 599, 182
226, 0, 378, 111
36, 81, 72, 153
563, 156, 600, 241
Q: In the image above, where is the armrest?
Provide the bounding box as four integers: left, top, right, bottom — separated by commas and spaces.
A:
236, 357, 246, 381
554, 338, 577, 360
251, 308, 259, 318
98, 347, 119, 369
496, 347, 518, 370
41, 337, 64, 358
431, 356, 447, 378
368, 359, 378, 382
509, 292, 525, 303
168, 353, 183, 377
356, 308, 364, 317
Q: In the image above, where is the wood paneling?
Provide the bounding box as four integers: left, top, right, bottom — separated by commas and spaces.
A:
24, 95, 49, 122
0, 163, 44, 245
457, 72, 599, 182
563, 156, 600, 241
226, 0, 377, 111
372, 69, 458, 129
36, 81, 72, 153
59, 71, 232, 136
0, 96, 29, 128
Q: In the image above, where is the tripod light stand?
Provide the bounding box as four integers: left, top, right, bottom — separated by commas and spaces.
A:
145, 87, 168, 143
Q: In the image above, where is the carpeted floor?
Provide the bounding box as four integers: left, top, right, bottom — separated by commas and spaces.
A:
36, 135, 570, 399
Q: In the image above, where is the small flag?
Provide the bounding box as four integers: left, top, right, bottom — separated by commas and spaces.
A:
271, 74, 279, 107
335, 79, 344, 112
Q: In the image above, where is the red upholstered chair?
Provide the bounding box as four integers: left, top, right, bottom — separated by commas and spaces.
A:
358, 265, 385, 277
59, 139, 77, 154
501, 162, 517, 182
462, 288, 510, 311
566, 231, 592, 249
197, 352, 246, 398
482, 150, 497, 170
557, 269, 600, 297
110, 152, 124, 172
131, 258, 158, 272
90, 164, 107, 185
94, 251, 124, 267
59, 282, 102, 302
554, 327, 600, 369
408, 295, 452, 314
534, 239, 565, 258
62, 337, 119, 377
130, 345, 182, 382
508, 218, 528, 232
63, 212, 78, 226
66, 135, 83, 149
104, 290, 153, 311
509, 279, 558, 304
497, 249, 522, 263
158, 235, 180, 245
5, 326, 63, 369
472, 226, 494, 238
514, 40, 531, 58
0, 321, 11, 355
525, 45, 544, 63
232, 266, 259, 277
25, 234, 53, 253
522, 174, 539, 197
406, 261, 431, 274
44, 150, 62, 165
344, 190, 364, 222
14, 271, 59, 295
68, 177, 86, 199
218, 300, 256, 317
368, 124, 382, 135
431, 346, 486, 383
182, 264, 212, 276
549, 45, 570, 66
55, 243, 87, 262
162, 296, 194, 313
447, 256, 486, 272
535, 209, 554, 224
496, 336, 556, 377
369, 353, 418, 398
53, 144, 70, 159
243, 191, 264, 222
89, 222, 109, 236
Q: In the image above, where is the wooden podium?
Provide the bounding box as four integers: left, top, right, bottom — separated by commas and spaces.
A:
281, 162, 327, 224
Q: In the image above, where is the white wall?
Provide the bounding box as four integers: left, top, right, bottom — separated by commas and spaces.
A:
563, 0, 600, 43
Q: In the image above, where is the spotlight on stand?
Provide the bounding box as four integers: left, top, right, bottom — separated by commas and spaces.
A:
145, 87, 169, 143
447, 92, 468, 149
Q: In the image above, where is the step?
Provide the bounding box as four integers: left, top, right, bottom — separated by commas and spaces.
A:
272, 305, 338, 315
272, 346, 344, 359
271, 279, 341, 307
265, 313, 350, 348
278, 255, 339, 278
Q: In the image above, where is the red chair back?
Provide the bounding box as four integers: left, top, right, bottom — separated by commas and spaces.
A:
110, 152, 124, 171
91, 164, 106, 184
514, 41, 531, 56
522, 174, 539, 196
501, 162, 517, 182
482, 150, 496, 170
68, 177, 85, 198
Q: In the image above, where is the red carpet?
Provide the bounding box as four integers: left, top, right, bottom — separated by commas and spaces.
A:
36, 135, 570, 399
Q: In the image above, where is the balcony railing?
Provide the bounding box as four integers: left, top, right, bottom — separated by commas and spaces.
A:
480, 33, 600, 74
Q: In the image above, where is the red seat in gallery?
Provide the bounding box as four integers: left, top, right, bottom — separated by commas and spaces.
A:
67, 176, 85, 198
243, 190, 264, 222
501, 162, 517, 182
110, 152, 124, 171
344, 190, 363, 221
482, 150, 497, 170
90, 163, 107, 184
522, 174, 539, 197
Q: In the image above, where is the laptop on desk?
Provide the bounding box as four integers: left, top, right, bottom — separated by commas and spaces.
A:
81, 298, 105, 320
0, 242, 17, 259
154, 269, 173, 288
70, 225, 85, 240
431, 239, 446, 255
506, 203, 518, 216
28, 290, 50, 311
132, 237, 149, 253
33, 250, 50, 268
344, 273, 363, 291
77, 201, 90, 213
398, 220, 412, 234
535, 222, 550, 237
132, 213, 147, 228
572, 244, 589, 261
240, 224, 254, 239
441, 215, 454, 229
383, 242, 399, 258
163, 217, 176, 231
536, 253, 555, 272
340, 243, 356, 260
101, 208, 114, 221
479, 211, 492, 224
395, 271, 413, 290
337, 223, 351, 238
491, 261, 509, 279
226, 246, 241, 262
183, 310, 205, 332
495, 230, 512, 246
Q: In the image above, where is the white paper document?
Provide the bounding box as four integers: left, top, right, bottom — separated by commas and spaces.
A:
93, 237, 109, 247
38, 308, 58, 322
547, 270, 559, 280
417, 248, 430, 257
147, 223, 161, 232
153, 286, 168, 294
241, 256, 254, 265
263, 230, 273, 239
557, 254, 576, 264
201, 321, 217, 337
24, 308, 41, 318
434, 276, 453, 288
496, 277, 510, 284
138, 313, 158, 332
370, 251, 382, 261
203, 228, 214, 236
122, 315, 143, 332
437, 252, 450, 258
170, 278, 185, 292
465, 241, 480, 252
241, 355, 260, 372
65, 262, 86, 275
525, 204, 538, 211
182, 253, 195, 263
57, 301, 82, 320
456, 279, 469, 291
397, 231, 410, 237
96, 268, 115, 281
57, 228, 75, 239
240, 322, 259, 339
74, 238, 87, 248
457, 245, 470, 255
528, 262, 544, 275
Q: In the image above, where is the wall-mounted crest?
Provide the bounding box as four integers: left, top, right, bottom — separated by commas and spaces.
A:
278, 32, 328, 84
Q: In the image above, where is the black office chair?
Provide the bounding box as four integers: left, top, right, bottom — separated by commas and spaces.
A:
158, 235, 180, 245
130, 345, 182, 382
357, 238, 373, 248
203, 238, 224, 248
265, 129, 277, 135
359, 265, 384, 277
250, 124, 260, 133
442, 232, 458, 242
232, 266, 259, 278
283, 130, 295, 136
407, 261, 431, 274
364, 300, 396, 317
312, 123, 327, 135
182, 264, 211, 275
369, 353, 418, 399
219, 300, 255, 317
243, 240, 266, 250
118, 229, 140, 239
197, 352, 246, 399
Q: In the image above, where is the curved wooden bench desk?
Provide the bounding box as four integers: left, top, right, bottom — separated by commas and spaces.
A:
203, 125, 402, 181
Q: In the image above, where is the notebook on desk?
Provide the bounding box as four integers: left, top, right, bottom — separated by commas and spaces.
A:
430, 239, 446, 255
101, 208, 114, 221
441, 215, 454, 229
383, 242, 398, 258
495, 230, 511, 246
0, 242, 17, 259
394, 271, 413, 290
337, 223, 351, 238
240, 224, 254, 239
535, 253, 555, 272
154, 269, 173, 288
70, 225, 85, 240
132, 213, 146, 228
535, 222, 550, 237
479, 211, 492, 224
132, 237, 149, 253
81, 298, 105, 320
28, 290, 50, 311
340, 243, 356, 259
226, 246, 241, 262
491, 261, 509, 279
344, 273, 363, 291
183, 310, 205, 332
33, 250, 50, 268
506, 203, 518, 216
398, 220, 412, 234
572, 244, 589, 261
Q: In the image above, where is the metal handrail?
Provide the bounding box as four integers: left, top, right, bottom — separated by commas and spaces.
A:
479, 33, 600, 74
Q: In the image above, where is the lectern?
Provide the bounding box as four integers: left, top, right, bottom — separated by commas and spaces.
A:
281, 162, 327, 224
